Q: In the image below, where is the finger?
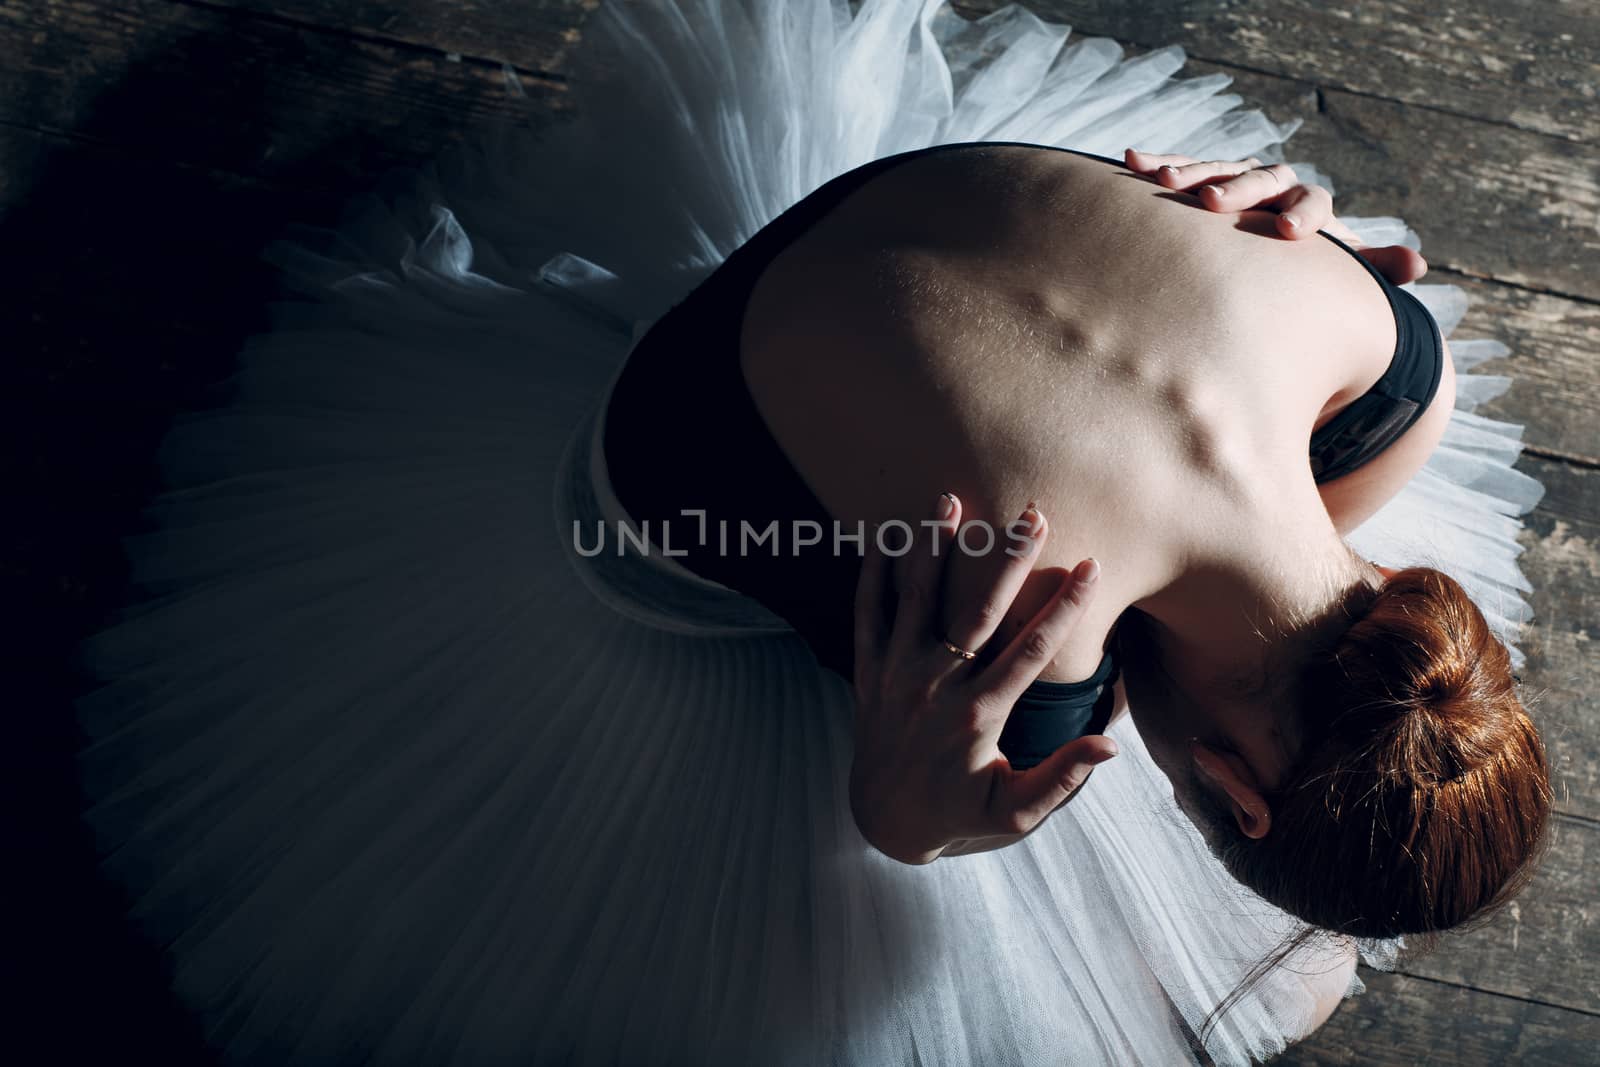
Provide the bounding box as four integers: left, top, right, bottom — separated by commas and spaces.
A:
1123, 147, 1198, 173
984, 734, 1120, 837
1149, 157, 1265, 192
941, 501, 1048, 659
1196, 163, 1299, 211
1272, 183, 1335, 238
852, 535, 892, 697
1357, 244, 1428, 284
972, 558, 1100, 714
884, 492, 960, 672
1320, 216, 1366, 248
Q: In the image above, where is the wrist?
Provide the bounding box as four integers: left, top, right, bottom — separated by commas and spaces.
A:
848, 761, 947, 865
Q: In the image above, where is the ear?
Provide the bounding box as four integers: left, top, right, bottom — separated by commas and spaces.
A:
1189, 740, 1272, 840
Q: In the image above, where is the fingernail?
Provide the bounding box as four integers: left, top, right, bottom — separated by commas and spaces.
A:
937, 492, 957, 520
1202, 184, 1225, 198
1075, 557, 1100, 583
1282, 212, 1301, 229
1158, 164, 1177, 178
1020, 502, 1044, 537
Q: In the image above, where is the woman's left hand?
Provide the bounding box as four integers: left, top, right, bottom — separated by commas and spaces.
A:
849, 494, 1119, 866
1123, 147, 1428, 284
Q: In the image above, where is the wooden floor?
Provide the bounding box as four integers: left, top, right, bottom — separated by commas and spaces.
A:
5, 0, 1595, 1062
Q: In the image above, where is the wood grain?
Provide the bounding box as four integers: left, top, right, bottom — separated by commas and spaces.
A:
1173, 58, 1600, 301
954, 0, 1600, 143
1431, 272, 1600, 465
1276, 971, 1600, 1066
185, 0, 598, 75
1398, 814, 1598, 1013
1518, 460, 1600, 822
0, 0, 569, 196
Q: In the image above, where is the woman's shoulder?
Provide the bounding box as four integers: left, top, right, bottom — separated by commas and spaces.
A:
738, 145, 1141, 361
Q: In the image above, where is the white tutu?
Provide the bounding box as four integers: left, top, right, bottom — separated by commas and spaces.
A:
72, 1, 1544, 1063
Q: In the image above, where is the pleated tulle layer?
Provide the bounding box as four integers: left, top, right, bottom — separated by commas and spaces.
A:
71, 1, 1540, 1064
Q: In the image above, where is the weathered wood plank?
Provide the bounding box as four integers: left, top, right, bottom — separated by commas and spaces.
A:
1397, 814, 1598, 1014
1428, 270, 1600, 465
953, 0, 1600, 144
180, 0, 597, 76
1174, 59, 1600, 301
0, 0, 568, 196
1276, 971, 1600, 1066
1518, 460, 1600, 823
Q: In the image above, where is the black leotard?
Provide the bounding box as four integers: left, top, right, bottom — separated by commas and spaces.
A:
1306, 231, 1444, 482
603, 141, 1445, 768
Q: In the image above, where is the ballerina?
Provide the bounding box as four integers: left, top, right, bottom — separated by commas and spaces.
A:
599, 129, 1550, 1034
72, 1, 1551, 1063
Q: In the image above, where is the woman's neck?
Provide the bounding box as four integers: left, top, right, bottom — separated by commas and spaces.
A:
1137, 508, 1375, 695
1117, 511, 1376, 788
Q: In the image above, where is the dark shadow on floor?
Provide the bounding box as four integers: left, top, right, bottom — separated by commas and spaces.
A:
0, 24, 439, 1062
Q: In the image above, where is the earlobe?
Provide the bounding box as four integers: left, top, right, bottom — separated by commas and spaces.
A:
1189, 740, 1273, 840
1231, 799, 1271, 840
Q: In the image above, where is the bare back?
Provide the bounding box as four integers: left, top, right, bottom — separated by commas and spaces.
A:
739, 145, 1399, 681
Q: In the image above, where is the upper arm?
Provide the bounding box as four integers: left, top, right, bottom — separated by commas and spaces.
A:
1317, 337, 1456, 536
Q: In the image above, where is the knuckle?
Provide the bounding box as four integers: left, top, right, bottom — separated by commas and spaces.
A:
1060, 579, 1093, 609
997, 807, 1035, 837
969, 599, 1005, 630
966, 688, 1008, 724
954, 701, 991, 740
1020, 627, 1058, 662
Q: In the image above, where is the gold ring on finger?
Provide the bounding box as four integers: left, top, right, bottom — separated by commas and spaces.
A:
941, 637, 979, 660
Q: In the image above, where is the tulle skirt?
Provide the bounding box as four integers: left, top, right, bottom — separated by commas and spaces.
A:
72, 1, 1545, 1063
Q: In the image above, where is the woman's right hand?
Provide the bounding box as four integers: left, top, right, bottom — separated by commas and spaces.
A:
848, 492, 1119, 866
1123, 147, 1429, 285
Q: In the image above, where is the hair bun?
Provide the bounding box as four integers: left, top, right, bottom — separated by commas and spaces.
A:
1329, 566, 1522, 782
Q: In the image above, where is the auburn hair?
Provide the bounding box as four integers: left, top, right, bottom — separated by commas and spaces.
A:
1166, 565, 1555, 1043
1211, 565, 1552, 939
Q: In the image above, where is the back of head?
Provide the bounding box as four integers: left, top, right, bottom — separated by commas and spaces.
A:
1218, 566, 1552, 938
